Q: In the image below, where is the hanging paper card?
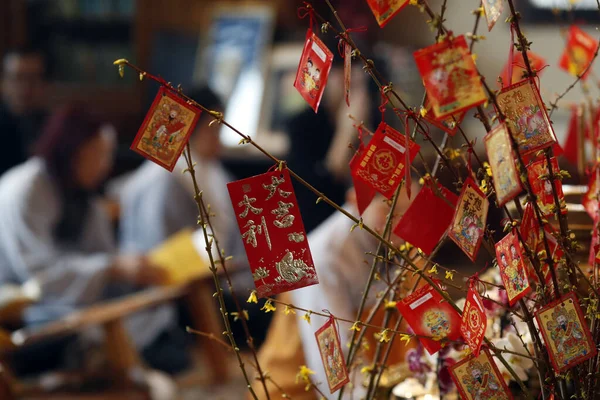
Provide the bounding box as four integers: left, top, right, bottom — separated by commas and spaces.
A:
448, 178, 489, 262
351, 122, 420, 199
460, 284, 487, 356
559, 25, 599, 80
519, 203, 551, 286
396, 282, 462, 355
482, 0, 504, 31
484, 123, 523, 206
526, 157, 566, 217
393, 179, 458, 255
496, 78, 557, 155
315, 317, 350, 393
535, 292, 597, 373
495, 230, 532, 306
589, 224, 599, 267
562, 106, 581, 166
449, 349, 513, 400
131, 87, 201, 172
365, 0, 409, 27
422, 97, 465, 136
227, 169, 318, 298
349, 144, 376, 215
499, 51, 546, 88
414, 35, 487, 120
583, 171, 599, 220
344, 42, 351, 107
294, 30, 334, 113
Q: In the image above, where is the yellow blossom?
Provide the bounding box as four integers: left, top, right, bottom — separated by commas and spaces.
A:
296, 365, 315, 391
428, 265, 439, 275
399, 334, 412, 346
302, 312, 312, 325
360, 365, 374, 375
247, 290, 258, 304
378, 329, 391, 343
445, 270, 455, 281
483, 162, 493, 177
409, 0, 419, 5
284, 305, 296, 315
419, 106, 427, 118
384, 300, 397, 310
472, 53, 478, 65
261, 300, 276, 313
350, 322, 362, 332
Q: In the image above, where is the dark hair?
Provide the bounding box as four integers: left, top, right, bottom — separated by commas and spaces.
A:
187, 86, 224, 114
2, 47, 48, 77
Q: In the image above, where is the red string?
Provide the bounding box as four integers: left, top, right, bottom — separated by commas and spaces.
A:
379, 87, 390, 121
297, 2, 315, 34
336, 26, 367, 57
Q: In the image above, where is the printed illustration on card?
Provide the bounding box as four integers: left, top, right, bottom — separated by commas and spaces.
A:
448, 178, 489, 261
482, 0, 504, 31
535, 292, 597, 373
351, 122, 420, 199
396, 282, 461, 355
496, 78, 557, 154
520, 203, 553, 286
484, 123, 523, 206
450, 349, 513, 400
227, 168, 317, 297
460, 283, 487, 356
527, 157, 566, 217
495, 230, 532, 306
294, 30, 334, 112
365, 0, 409, 27
131, 87, 201, 172
315, 317, 350, 393
559, 25, 599, 80
414, 35, 486, 120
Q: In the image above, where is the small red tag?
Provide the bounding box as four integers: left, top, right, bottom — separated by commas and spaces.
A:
131, 87, 201, 172
562, 106, 581, 166
583, 170, 599, 220
449, 349, 514, 400
365, 0, 409, 27
495, 229, 532, 306
351, 122, 420, 200
559, 25, 599, 80
484, 123, 523, 206
396, 282, 462, 355
349, 144, 376, 215
414, 35, 487, 120
526, 157, 566, 218
460, 283, 487, 356
499, 51, 546, 88
482, 0, 504, 31
393, 179, 458, 255
294, 30, 334, 113
315, 316, 350, 393
227, 168, 318, 297
344, 42, 351, 107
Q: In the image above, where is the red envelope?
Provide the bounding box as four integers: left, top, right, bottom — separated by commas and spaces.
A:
351, 122, 420, 200
315, 316, 350, 393
583, 170, 599, 220
365, 0, 409, 27
294, 30, 334, 113
562, 106, 581, 166
227, 168, 318, 297
422, 97, 465, 136
393, 179, 458, 255
559, 25, 599, 80
526, 157, 566, 218
349, 144, 376, 215
499, 51, 546, 88
450, 349, 514, 400
495, 229, 532, 306
396, 282, 462, 355
460, 284, 487, 356
482, 0, 504, 31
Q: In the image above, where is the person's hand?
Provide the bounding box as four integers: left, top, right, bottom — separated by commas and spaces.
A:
110, 255, 168, 287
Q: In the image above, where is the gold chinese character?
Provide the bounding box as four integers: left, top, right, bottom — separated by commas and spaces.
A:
272, 201, 295, 228
263, 176, 285, 200
242, 216, 272, 250
238, 195, 262, 218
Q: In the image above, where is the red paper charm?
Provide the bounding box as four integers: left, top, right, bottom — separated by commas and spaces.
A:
351, 122, 420, 200
495, 229, 532, 306
227, 168, 318, 297
365, 0, 409, 27
526, 157, 566, 217
131, 87, 201, 172
535, 292, 597, 373
482, 0, 504, 31
396, 282, 462, 355
414, 35, 486, 120
422, 97, 465, 136
449, 349, 513, 400
294, 30, 334, 113
393, 179, 458, 255
460, 282, 487, 356
484, 123, 523, 206
448, 177, 489, 262
496, 78, 557, 155
349, 144, 376, 215
583, 170, 599, 220
499, 51, 546, 88
559, 25, 599, 80
315, 316, 350, 393
562, 106, 582, 166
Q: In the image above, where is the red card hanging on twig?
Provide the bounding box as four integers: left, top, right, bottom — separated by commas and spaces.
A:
294, 30, 334, 113
520, 203, 553, 286
414, 35, 487, 120
448, 177, 489, 262
583, 169, 599, 220
535, 292, 597, 374
351, 122, 420, 200
499, 51, 546, 88
559, 25, 599, 80
396, 282, 462, 355
131, 87, 201, 172
484, 123, 523, 206
526, 157, 566, 218
315, 316, 350, 393
393, 179, 458, 255
422, 97, 465, 136
449, 349, 514, 400
365, 0, 409, 27
349, 144, 376, 215
227, 168, 318, 298
562, 106, 581, 166
482, 0, 504, 31
460, 282, 487, 357
495, 229, 532, 306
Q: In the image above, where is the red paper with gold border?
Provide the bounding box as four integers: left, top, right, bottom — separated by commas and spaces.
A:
351, 122, 420, 200
349, 143, 376, 215
526, 157, 566, 218
496, 78, 557, 155
294, 30, 334, 113
583, 170, 599, 220
315, 316, 350, 393
495, 230, 532, 306
227, 168, 318, 298
448, 177, 489, 262
365, 0, 409, 27
393, 179, 458, 255
499, 51, 546, 88
449, 349, 513, 400
422, 97, 465, 136
414, 35, 486, 120
460, 283, 487, 356
482, 0, 504, 31
535, 292, 597, 373
484, 123, 523, 206
396, 282, 461, 355
559, 25, 599, 80
520, 203, 550, 286
131, 87, 201, 172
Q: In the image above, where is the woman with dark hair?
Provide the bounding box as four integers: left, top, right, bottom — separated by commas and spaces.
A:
0, 105, 187, 376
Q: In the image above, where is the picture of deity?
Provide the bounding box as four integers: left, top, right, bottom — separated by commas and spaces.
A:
495, 232, 531, 306
315, 320, 350, 393
449, 179, 489, 261
424, 309, 451, 340
484, 123, 523, 206
451, 350, 512, 400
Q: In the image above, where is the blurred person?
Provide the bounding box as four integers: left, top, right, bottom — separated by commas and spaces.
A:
0, 48, 48, 176
0, 105, 190, 376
